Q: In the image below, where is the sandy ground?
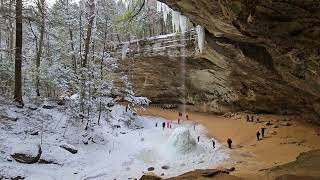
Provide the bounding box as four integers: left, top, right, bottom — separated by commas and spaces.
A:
138, 106, 320, 179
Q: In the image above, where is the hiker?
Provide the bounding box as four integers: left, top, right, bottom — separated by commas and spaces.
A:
170, 124, 172, 128
256, 131, 261, 141
194, 124, 196, 131
261, 127, 265, 138
156, 122, 158, 127
251, 115, 254, 122
212, 140, 215, 149
162, 122, 165, 130
186, 115, 189, 120
227, 138, 232, 149
197, 136, 200, 142
246, 115, 249, 121
178, 118, 180, 124
167, 121, 170, 128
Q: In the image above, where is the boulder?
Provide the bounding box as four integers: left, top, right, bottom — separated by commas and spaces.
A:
40, 144, 72, 165
0, 115, 18, 122
11, 176, 24, 180
11, 144, 42, 164
147, 167, 155, 171
107, 102, 115, 108
60, 143, 78, 154
140, 173, 161, 180
57, 99, 65, 106
16, 104, 24, 108
42, 104, 55, 109
30, 131, 39, 136
28, 105, 38, 110
228, 167, 236, 172
6, 156, 13, 162
161, 165, 170, 170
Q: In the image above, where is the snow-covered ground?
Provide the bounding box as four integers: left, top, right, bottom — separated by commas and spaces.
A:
0, 100, 229, 180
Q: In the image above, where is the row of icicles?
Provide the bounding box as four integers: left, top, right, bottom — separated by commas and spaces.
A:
156, 1, 205, 53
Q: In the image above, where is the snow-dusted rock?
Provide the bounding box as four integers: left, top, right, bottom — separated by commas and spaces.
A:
59, 143, 78, 154
161, 165, 170, 170
40, 144, 73, 165
11, 144, 42, 164
42, 104, 55, 109
27, 105, 38, 110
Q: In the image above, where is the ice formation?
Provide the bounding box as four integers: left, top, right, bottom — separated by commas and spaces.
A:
156, 1, 205, 52
156, 1, 170, 25
196, 25, 205, 53
121, 42, 129, 60
172, 11, 181, 32
179, 15, 188, 33
167, 127, 197, 154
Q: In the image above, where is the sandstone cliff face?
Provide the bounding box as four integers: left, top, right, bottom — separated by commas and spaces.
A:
143, 0, 320, 117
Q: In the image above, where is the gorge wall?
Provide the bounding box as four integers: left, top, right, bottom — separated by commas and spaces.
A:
121, 0, 320, 118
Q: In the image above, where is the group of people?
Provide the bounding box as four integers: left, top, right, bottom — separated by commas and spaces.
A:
256, 127, 265, 141
247, 115, 259, 122
156, 111, 271, 150
156, 121, 173, 129
178, 112, 188, 124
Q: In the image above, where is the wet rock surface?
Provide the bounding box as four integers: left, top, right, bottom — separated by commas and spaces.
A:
266, 149, 320, 179
140, 169, 241, 180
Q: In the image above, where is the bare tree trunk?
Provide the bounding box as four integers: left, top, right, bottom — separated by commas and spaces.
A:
98, 26, 108, 125
80, 0, 95, 117
69, 30, 77, 72
35, 0, 45, 97
0, 30, 2, 62
66, 0, 77, 73
14, 0, 23, 105
8, 0, 14, 62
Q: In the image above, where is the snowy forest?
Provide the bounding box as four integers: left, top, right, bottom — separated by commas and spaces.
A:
0, 0, 213, 179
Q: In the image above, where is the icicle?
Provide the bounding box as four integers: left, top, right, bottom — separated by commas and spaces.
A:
172, 11, 181, 32
157, 1, 189, 32
196, 25, 205, 53
162, 3, 171, 25
156, 1, 162, 12
179, 15, 187, 33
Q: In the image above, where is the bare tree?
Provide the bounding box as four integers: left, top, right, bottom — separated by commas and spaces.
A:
80, 0, 95, 115
14, 0, 23, 105
35, 0, 45, 96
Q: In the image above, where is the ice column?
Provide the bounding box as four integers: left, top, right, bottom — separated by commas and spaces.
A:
196, 25, 205, 53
